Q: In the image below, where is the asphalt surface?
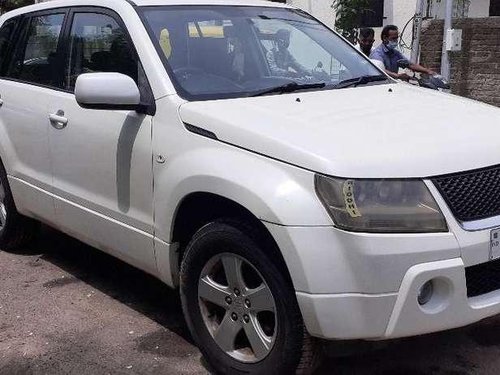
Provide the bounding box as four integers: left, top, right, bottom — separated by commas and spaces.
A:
1, 226, 500, 374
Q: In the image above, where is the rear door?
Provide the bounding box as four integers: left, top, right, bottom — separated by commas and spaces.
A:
0, 10, 68, 222
47, 7, 156, 274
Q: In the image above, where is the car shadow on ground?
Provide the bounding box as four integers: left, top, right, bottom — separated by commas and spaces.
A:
25, 225, 192, 343
18, 225, 500, 375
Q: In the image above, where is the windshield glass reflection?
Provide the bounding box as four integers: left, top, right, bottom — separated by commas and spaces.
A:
140, 6, 386, 100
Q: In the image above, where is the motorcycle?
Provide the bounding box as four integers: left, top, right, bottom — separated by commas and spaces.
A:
397, 59, 450, 92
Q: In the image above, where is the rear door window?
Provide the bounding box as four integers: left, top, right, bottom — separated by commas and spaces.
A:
0, 18, 20, 76
7, 13, 66, 88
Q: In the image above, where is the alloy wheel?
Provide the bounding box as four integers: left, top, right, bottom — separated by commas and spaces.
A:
198, 253, 277, 363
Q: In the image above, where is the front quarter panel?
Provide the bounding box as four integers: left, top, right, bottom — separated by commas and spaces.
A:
152, 96, 332, 245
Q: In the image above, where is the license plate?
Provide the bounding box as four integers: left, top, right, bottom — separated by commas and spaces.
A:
490, 228, 500, 260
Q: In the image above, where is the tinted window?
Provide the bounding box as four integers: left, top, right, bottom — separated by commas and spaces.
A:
65, 12, 137, 91
360, 0, 384, 28
7, 13, 65, 87
0, 18, 18, 75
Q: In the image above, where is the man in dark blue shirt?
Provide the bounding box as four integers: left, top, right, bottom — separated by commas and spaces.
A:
370, 25, 435, 80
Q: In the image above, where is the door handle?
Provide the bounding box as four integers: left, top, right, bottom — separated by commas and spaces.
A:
0, 95, 4, 107
49, 110, 68, 129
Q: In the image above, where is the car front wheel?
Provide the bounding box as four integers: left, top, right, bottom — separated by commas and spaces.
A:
180, 219, 319, 374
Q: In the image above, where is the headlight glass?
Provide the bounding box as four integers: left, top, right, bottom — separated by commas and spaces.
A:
315, 175, 447, 233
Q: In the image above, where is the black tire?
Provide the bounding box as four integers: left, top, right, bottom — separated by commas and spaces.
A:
0, 161, 39, 250
180, 219, 320, 375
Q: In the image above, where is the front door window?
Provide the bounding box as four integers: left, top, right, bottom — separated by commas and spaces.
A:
65, 12, 138, 90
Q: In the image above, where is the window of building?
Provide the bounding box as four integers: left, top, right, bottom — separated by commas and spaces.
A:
360, 0, 384, 28
491, 0, 500, 16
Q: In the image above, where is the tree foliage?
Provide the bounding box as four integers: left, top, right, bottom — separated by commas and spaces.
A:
332, 0, 371, 43
0, 0, 34, 14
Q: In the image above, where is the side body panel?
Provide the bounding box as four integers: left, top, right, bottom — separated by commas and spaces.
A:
48, 90, 156, 273
0, 69, 55, 222
46, 4, 159, 274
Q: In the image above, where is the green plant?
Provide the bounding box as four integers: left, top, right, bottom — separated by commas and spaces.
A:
332, 0, 371, 43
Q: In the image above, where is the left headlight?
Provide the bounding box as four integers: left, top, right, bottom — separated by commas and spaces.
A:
315, 175, 448, 233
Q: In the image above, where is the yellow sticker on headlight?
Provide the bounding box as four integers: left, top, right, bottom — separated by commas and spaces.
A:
343, 180, 362, 218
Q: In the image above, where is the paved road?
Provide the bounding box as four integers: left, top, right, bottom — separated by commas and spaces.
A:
1, 226, 499, 374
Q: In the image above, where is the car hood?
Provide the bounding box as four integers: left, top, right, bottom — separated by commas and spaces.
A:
179, 83, 500, 178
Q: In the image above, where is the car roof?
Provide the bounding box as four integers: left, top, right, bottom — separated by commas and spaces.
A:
0, 0, 292, 20
132, 0, 291, 7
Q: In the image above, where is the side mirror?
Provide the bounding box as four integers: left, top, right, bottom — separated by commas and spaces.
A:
75, 73, 141, 111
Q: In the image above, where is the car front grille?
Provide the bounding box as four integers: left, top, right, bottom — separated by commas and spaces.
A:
432, 165, 500, 222
465, 258, 500, 298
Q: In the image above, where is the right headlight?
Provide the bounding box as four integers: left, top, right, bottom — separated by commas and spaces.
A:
315, 175, 448, 233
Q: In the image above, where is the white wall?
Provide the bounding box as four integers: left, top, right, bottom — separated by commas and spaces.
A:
378, 0, 417, 50
429, 0, 490, 18
283, 0, 491, 60
285, 0, 418, 31
287, 0, 336, 27
285, 0, 492, 30
468, 0, 491, 17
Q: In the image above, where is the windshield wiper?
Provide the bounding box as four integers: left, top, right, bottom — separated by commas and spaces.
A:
257, 14, 317, 24
251, 82, 326, 97
333, 74, 389, 89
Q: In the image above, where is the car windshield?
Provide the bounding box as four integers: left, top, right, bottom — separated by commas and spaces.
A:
139, 5, 387, 100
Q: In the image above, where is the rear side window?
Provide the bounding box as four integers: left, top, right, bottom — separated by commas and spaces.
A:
0, 18, 19, 76
7, 13, 65, 88
65, 12, 138, 91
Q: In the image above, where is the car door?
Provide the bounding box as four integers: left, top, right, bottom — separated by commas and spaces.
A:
47, 7, 156, 274
0, 11, 68, 223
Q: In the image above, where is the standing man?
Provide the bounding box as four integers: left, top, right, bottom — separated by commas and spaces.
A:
370, 25, 435, 80
356, 28, 375, 56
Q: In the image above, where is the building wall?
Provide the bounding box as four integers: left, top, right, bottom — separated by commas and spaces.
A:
285, 0, 492, 61
287, 0, 336, 27
285, 0, 492, 33
287, 0, 492, 23
285, 0, 418, 58
287, 0, 418, 36
384, 0, 417, 54
468, 0, 490, 17
428, 0, 490, 18
420, 17, 500, 107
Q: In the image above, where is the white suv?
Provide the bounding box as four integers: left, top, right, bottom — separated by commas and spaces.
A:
1, 0, 500, 373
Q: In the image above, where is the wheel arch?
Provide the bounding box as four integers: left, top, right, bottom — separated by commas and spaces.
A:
168, 191, 294, 288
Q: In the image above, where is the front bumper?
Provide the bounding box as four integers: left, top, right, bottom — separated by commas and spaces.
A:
298, 257, 500, 340
265, 214, 500, 340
